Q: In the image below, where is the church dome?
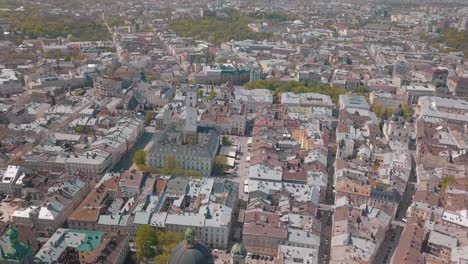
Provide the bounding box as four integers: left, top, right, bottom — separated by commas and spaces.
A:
231, 243, 247, 259
168, 227, 214, 264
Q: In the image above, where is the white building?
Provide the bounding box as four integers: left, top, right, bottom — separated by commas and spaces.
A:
0, 165, 29, 196
417, 96, 468, 123
64, 150, 112, 177
338, 94, 370, 111
0, 68, 22, 96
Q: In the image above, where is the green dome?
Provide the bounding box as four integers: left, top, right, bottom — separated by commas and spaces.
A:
169, 227, 214, 264
230, 243, 247, 258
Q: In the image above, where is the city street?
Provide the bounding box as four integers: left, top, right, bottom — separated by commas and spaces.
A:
373, 225, 404, 264
317, 120, 337, 264
224, 135, 251, 202
112, 129, 154, 172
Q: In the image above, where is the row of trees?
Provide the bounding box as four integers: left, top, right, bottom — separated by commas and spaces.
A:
247, 11, 300, 24
133, 150, 226, 177
372, 103, 395, 120
132, 151, 204, 178
372, 102, 411, 120
245, 80, 348, 103
2, 9, 110, 41
144, 111, 154, 126
169, 15, 271, 45
424, 29, 468, 58
213, 155, 226, 175
135, 225, 184, 263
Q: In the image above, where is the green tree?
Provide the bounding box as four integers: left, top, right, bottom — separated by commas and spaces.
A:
107, 17, 125, 27
169, 14, 271, 45
222, 135, 232, 146
383, 107, 394, 120
152, 231, 184, 264
372, 102, 394, 120
135, 225, 158, 263
244, 80, 347, 103
133, 150, 146, 166
213, 155, 226, 175
207, 91, 216, 101
197, 89, 204, 97
216, 57, 228, 63
162, 155, 177, 174
401, 103, 412, 118
357, 85, 367, 94
440, 176, 456, 195
438, 29, 468, 58
144, 111, 154, 126
74, 125, 85, 134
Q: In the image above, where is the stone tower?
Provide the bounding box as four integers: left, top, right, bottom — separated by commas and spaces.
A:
185, 87, 198, 133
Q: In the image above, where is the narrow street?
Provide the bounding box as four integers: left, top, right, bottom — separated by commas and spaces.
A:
373, 152, 416, 263
112, 129, 154, 172
318, 121, 337, 264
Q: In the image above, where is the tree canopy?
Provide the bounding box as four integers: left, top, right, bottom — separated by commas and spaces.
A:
1, 9, 110, 41
430, 29, 468, 58
372, 102, 394, 120
245, 80, 348, 103
152, 230, 184, 264
74, 125, 85, 134
213, 155, 226, 175
133, 150, 147, 166
107, 17, 125, 28
134, 225, 184, 264
247, 11, 300, 23
207, 91, 216, 101
401, 103, 412, 118
222, 135, 232, 146
160, 155, 203, 178
144, 111, 154, 126
135, 225, 158, 263
169, 15, 271, 45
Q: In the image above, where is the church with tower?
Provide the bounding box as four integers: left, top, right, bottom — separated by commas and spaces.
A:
147, 87, 221, 176
168, 227, 247, 264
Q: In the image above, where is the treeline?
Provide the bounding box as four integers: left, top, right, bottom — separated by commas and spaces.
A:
245, 80, 348, 103
107, 17, 125, 28
439, 29, 468, 58
248, 11, 300, 23
2, 10, 110, 41
169, 15, 271, 45
135, 225, 184, 263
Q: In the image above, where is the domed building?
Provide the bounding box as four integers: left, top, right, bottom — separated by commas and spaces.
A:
230, 243, 247, 264
168, 227, 214, 264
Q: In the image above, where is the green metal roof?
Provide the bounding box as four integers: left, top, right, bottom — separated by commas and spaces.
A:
69, 230, 103, 251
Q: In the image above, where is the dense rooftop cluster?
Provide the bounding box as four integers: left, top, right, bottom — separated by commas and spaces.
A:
0, 0, 467, 264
